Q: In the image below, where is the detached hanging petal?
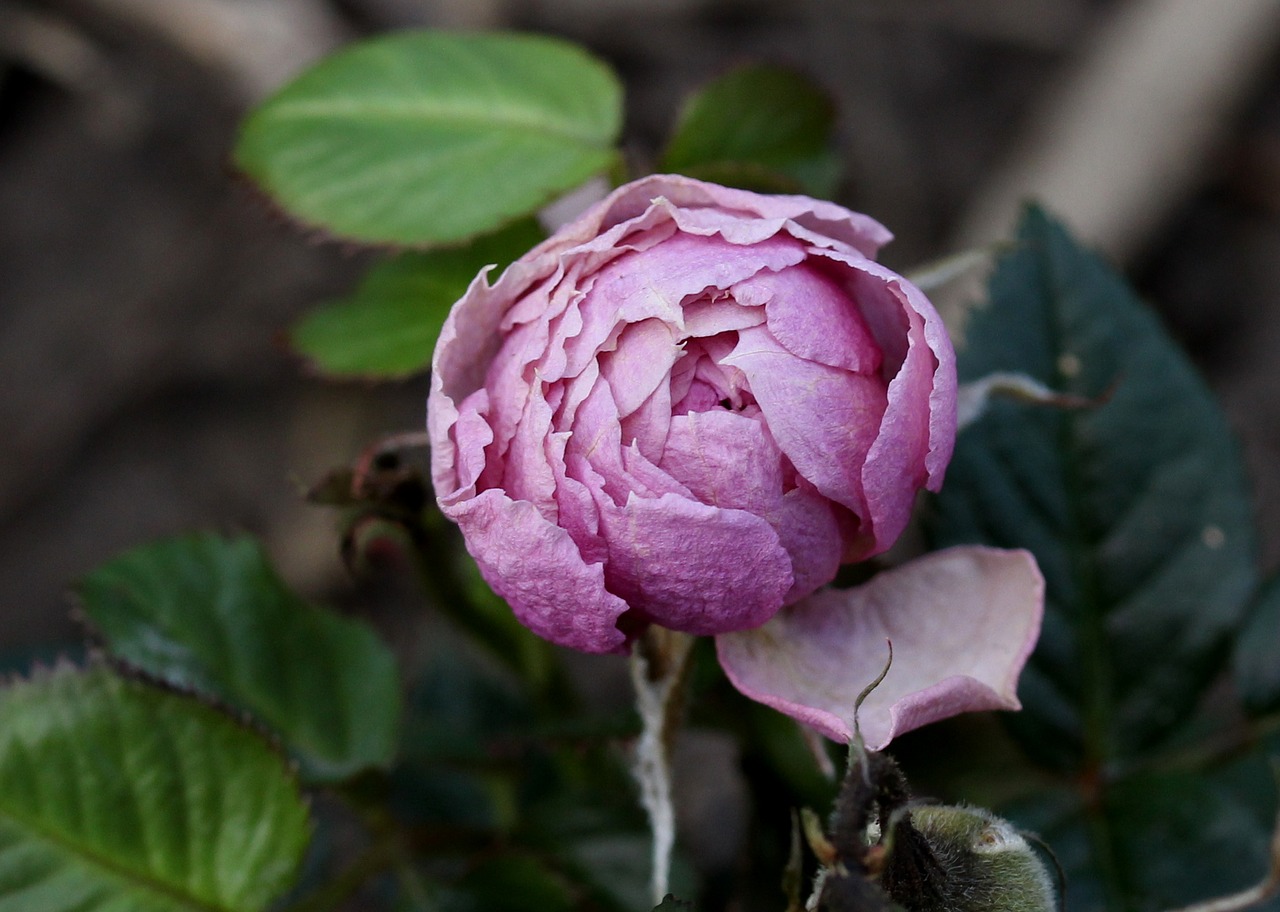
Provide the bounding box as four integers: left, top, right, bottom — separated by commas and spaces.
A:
715, 546, 1044, 749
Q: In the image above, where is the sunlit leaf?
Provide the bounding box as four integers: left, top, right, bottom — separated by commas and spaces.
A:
236, 31, 623, 246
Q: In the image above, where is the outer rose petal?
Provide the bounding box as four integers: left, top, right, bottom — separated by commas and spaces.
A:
714, 546, 1044, 749
595, 492, 794, 635
446, 488, 630, 654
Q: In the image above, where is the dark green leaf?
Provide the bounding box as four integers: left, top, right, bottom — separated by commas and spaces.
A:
291, 218, 544, 379
0, 665, 310, 911
440, 856, 575, 912
400, 636, 532, 764
1235, 572, 1280, 715
929, 207, 1258, 767
661, 64, 840, 197
235, 31, 622, 246
1006, 748, 1280, 912
76, 532, 401, 782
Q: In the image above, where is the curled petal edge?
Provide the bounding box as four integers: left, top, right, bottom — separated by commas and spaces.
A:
714, 545, 1044, 750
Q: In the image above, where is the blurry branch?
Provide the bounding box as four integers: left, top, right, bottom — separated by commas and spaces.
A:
941, 0, 1280, 338
68, 0, 349, 101
955, 0, 1280, 262
0, 2, 144, 139
1, 1, 109, 89
843, 0, 1088, 51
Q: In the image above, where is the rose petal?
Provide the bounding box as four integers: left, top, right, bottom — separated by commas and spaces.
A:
561, 232, 806, 381
502, 382, 557, 519
584, 174, 894, 258
772, 483, 846, 603
599, 318, 682, 418
439, 388, 492, 503
660, 410, 784, 515
856, 302, 933, 555
739, 264, 881, 374
595, 492, 794, 635
715, 546, 1044, 748
683, 297, 767, 335
566, 378, 690, 503
723, 325, 886, 517
446, 488, 630, 654
620, 372, 674, 462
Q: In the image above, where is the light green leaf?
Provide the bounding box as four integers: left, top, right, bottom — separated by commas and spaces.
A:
76, 532, 401, 783
929, 207, 1258, 768
0, 665, 310, 911
235, 31, 623, 246
291, 218, 543, 378
661, 64, 839, 197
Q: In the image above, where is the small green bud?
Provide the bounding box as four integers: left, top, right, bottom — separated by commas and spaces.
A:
885, 804, 1056, 912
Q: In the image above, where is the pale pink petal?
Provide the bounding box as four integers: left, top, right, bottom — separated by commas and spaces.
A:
438, 388, 492, 504
547, 431, 608, 567
715, 547, 1044, 748
660, 410, 784, 515
740, 265, 882, 373
581, 174, 894, 258
502, 383, 557, 520
595, 492, 793, 635
599, 319, 682, 417
619, 374, 674, 462
579, 231, 805, 337
856, 303, 933, 556
723, 326, 886, 517
446, 489, 630, 654
772, 484, 847, 603
566, 380, 689, 504
683, 297, 767, 335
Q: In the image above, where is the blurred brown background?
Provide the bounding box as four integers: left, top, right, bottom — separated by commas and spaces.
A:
5, 0, 1280, 650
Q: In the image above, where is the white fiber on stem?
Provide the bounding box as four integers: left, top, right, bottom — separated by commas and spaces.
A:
629, 630, 694, 907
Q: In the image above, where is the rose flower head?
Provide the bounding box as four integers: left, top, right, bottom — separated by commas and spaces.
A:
429, 175, 1042, 748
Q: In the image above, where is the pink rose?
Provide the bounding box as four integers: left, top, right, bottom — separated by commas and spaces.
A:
430, 175, 1042, 747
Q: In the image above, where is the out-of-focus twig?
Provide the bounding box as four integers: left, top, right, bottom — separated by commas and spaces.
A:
939, 0, 1280, 340
70, 0, 349, 101
0, 1, 108, 89
955, 0, 1280, 262
842, 0, 1089, 51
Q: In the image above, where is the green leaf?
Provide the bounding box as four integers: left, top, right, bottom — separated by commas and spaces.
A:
291, 219, 543, 379
1006, 748, 1280, 912
440, 856, 575, 912
0, 665, 310, 911
235, 31, 623, 246
1235, 572, 1280, 715
929, 207, 1258, 767
76, 532, 401, 783
661, 64, 840, 197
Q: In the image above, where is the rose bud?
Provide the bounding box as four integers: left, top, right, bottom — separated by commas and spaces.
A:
429, 175, 1042, 746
